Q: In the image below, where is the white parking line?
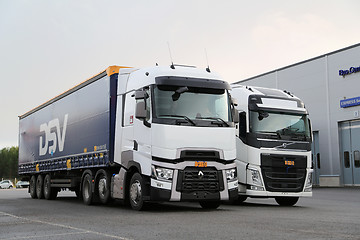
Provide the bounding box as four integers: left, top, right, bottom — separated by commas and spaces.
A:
0, 211, 132, 240
1, 231, 90, 240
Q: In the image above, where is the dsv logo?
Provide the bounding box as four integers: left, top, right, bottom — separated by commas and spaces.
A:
39, 114, 69, 156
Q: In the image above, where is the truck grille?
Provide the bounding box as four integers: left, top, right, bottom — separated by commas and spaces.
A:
177, 167, 224, 192
261, 154, 307, 192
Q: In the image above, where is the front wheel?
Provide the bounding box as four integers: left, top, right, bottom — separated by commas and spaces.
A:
235, 195, 247, 204
199, 201, 221, 209
129, 173, 146, 211
275, 197, 299, 206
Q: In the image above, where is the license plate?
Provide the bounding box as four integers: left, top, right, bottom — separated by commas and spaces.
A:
285, 160, 295, 166
195, 161, 207, 167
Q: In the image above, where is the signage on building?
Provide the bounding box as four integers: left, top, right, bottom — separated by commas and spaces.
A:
340, 96, 360, 108
339, 66, 360, 77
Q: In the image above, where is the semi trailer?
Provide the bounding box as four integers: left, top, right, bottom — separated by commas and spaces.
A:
230, 85, 313, 206
18, 64, 238, 210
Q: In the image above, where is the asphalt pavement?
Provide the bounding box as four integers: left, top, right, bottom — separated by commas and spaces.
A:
0, 188, 359, 240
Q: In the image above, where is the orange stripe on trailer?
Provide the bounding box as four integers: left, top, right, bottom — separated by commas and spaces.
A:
106, 65, 132, 76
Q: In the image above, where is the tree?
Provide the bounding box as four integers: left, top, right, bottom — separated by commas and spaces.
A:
0, 147, 19, 179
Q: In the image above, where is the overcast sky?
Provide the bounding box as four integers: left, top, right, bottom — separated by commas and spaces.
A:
1, 0, 360, 148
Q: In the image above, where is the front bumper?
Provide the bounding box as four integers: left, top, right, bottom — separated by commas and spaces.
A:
150, 160, 238, 202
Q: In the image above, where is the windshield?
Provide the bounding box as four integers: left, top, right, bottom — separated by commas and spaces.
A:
153, 85, 231, 124
249, 110, 311, 140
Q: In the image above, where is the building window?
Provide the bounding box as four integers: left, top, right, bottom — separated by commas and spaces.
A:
317, 153, 321, 169
354, 150, 360, 168
344, 151, 350, 168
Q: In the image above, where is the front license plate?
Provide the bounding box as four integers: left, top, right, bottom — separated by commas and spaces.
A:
285, 160, 295, 166
195, 161, 207, 167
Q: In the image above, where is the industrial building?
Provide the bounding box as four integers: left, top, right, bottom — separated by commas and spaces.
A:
234, 43, 360, 186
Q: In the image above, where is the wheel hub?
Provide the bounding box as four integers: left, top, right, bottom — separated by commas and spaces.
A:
98, 178, 106, 197
130, 180, 141, 205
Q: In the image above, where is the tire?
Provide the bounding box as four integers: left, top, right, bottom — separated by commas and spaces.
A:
96, 170, 111, 204
82, 174, 93, 205
36, 175, 44, 199
236, 195, 247, 204
9, 185, 13, 189
29, 175, 37, 199
275, 197, 299, 206
44, 174, 57, 200
75, 187, 82, 200
129, 173, 145, 211
199, 201, 221, 209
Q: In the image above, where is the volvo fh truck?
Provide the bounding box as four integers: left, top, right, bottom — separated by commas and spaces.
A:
18, 65, 238, 210
230, 85, 312, 206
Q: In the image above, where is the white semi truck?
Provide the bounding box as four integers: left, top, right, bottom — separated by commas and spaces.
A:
230, 85, 312, 206
18, 64, 238, 210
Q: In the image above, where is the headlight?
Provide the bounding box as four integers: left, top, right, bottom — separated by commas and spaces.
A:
248, 168, 263, 187
304, 172, 312, 192
225, 168, 237, 181
151, 165, 173, 182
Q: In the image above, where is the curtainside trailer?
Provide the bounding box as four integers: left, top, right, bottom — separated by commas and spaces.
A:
18, 64, 238, 210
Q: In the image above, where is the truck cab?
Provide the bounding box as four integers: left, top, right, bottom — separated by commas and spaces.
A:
231, 85, 313, 206
114, 65, 239, 209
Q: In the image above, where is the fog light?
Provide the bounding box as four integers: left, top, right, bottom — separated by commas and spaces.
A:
250, 185, 264, 191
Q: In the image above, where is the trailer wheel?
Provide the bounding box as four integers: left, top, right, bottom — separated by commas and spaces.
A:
96, 170, 111, 204
129, 173, 145, 211
36, 175, 44, 199
199, 201, 221, 209
275, 197, 299, 206
82, 174, 93, 205
29, 175, 37, 199
44, 174, 57, 200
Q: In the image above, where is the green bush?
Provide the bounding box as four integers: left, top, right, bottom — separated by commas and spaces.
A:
0, 147, 19, 179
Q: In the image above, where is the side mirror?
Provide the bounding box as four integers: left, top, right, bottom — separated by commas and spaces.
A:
135, 90, 149, 100
231, 97, 238, 106
135, 100, 146, 119
239, 111, 247, 140
232, 108, 239, 123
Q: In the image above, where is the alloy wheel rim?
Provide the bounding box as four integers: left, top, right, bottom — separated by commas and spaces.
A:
130, 180, 141, 205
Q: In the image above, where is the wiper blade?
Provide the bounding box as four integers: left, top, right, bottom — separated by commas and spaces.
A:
196, 117, 229, 127
159, 115, 196, 126
257, 131, 281, 139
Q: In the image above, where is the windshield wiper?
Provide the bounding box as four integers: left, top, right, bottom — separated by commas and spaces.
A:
257, 131, 281, 139
196, 117, 229, 127
159, 115, 196, 126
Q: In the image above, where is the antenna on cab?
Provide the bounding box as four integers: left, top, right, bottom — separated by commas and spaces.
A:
167, 42, 175, 69
205, 48, 211, 73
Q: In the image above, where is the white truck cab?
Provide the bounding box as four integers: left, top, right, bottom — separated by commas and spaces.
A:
231, 85, 313, 206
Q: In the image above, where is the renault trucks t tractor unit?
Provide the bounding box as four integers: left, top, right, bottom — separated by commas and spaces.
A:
18, 64, 238, 210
